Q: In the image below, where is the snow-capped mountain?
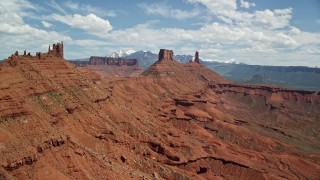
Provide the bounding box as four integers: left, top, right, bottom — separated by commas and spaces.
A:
125, 51, 158, 69
107, 49, 136, 58
224, 59, 242, 64
174, 54, 193, 63
202, 59, 245, 64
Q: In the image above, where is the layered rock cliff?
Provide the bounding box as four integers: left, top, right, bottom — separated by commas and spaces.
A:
210, 83, 320, 103
89, 56, 138, 66
7, 42, 64, 64
158, 49, 174, 61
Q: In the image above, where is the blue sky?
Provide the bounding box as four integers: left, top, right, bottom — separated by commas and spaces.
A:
0, 0, 319, 66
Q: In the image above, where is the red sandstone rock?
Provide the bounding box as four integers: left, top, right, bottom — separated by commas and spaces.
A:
195, 51, 200, 63
8, 42, 64, 61
210, 83, 320, 103
89, 56, 138, 66
158, 49, 174, 61
85, 56, 143, 77
48, 42, 64, 58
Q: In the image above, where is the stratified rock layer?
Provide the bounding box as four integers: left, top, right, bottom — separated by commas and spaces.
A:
88, 56, 138, 66
85, 57, 142, 77
8, 42, 64, 62
0, 46, 319, 179
158, 49, 174, 61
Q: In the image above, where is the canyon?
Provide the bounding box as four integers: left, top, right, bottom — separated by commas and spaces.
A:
0, 44, 319, 179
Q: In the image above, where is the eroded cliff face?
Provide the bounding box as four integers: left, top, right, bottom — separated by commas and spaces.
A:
210, 83, 320, 103
0, 46, 320, 179
88, 56, 138, 66
84, 56, 143, 77
7, 42, 64, 66
158, 49, 174, 61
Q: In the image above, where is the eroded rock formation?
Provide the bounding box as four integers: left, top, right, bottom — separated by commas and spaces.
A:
210, 83, 320, 103
158, 49, 174, 61
89, 56, 138, 66
8, 42, 64, 61
85, 56, 142, 77
48, 42, 64, 58
195, 51, 200, 63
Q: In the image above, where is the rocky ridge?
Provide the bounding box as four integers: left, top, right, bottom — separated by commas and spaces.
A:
7, 42, 64, 64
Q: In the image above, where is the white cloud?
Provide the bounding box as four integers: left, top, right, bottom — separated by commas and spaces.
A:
0, 0, 72, 58
186, 0, 292, 30
0, 0, 36, 14
99, 20, 299, 54
254, 8, 292, 29
64, 1, 116, 17
290, 26, 301, 35
138, 3, 199, 19
0, 0, 116, 59
292, 32, 320, 45
51, 14, 113, 36
0, 0, 35, 25
71, 39, 111, 47
0, 13, 24, 25
0, 22, 72, 57
240, 0, 255, 9
47, 0, 67, 15
0, 23, 70, 41
41, 21, 53, 28
187, 0, 237, 12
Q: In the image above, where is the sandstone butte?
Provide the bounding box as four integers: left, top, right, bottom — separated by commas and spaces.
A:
0, 43, 320, 179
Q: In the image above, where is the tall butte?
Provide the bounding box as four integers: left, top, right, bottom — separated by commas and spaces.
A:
194, 51, 200, 63
158, 49, 174, 61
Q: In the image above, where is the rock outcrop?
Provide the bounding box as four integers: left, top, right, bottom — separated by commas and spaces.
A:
89, 56, 138, 66
194, 51, 200, 63
142, 49, 228, 83
8, 42, 64, 62
48, 42, 64, 58
210, 83, 320, 103
68, 60, 89, 67
158, 49, 174, 61
85, 56, 143, 77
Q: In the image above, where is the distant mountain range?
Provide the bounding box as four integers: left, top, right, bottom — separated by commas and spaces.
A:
69, 50, 320, 91
108, 49, 137, 58
202, 61, 320, 91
